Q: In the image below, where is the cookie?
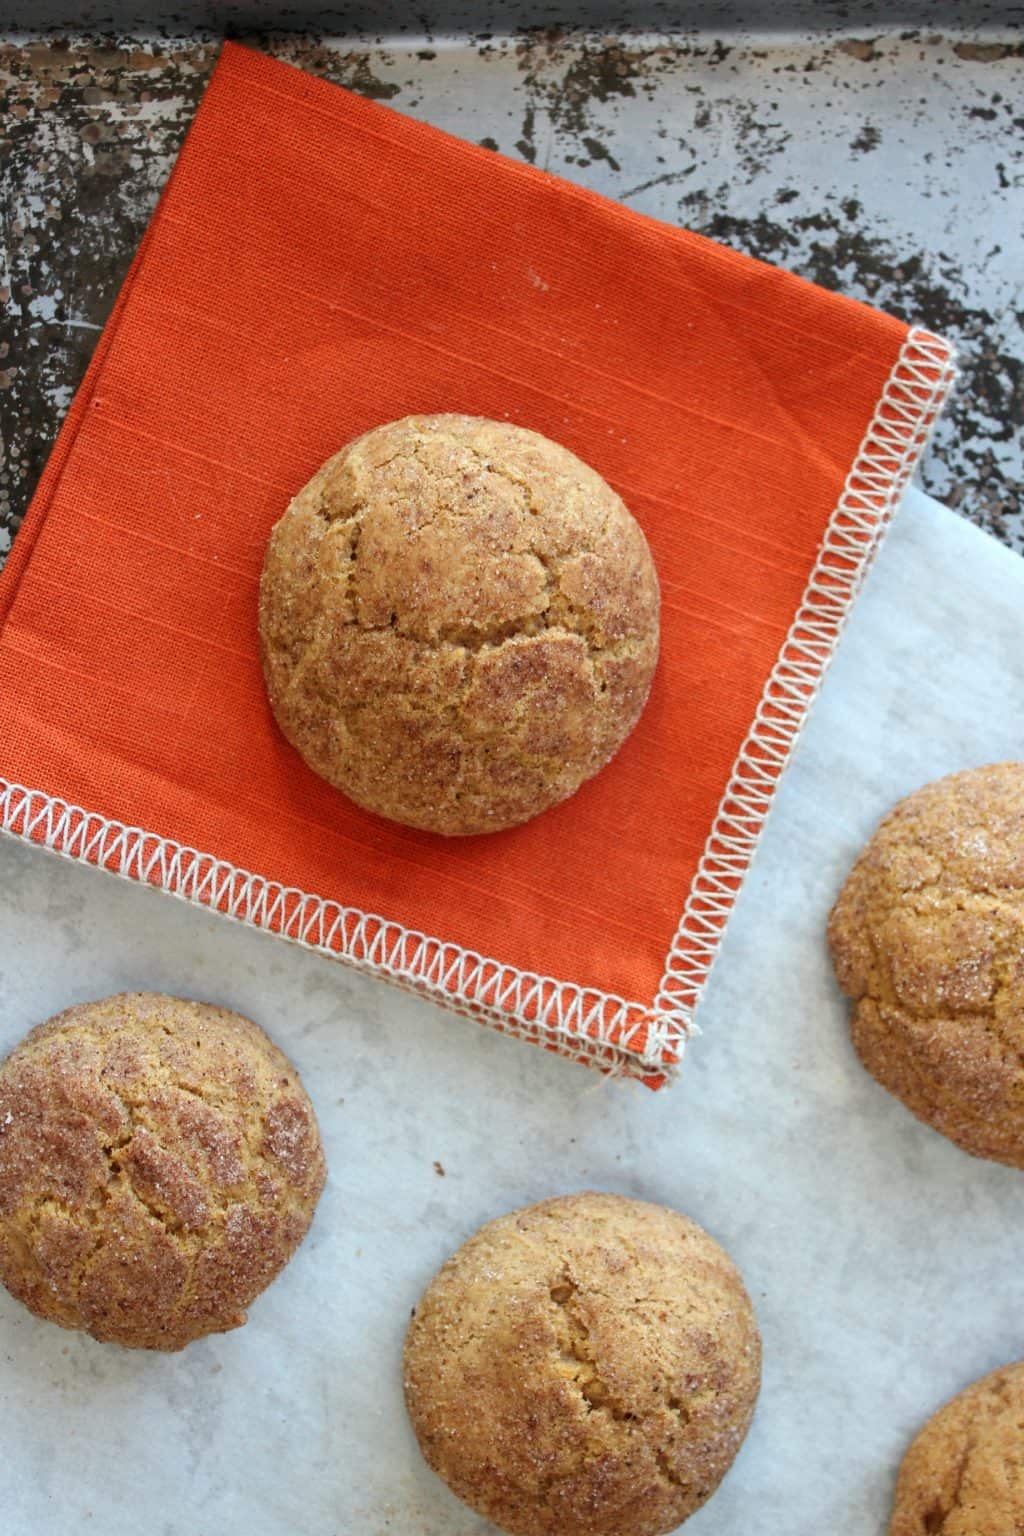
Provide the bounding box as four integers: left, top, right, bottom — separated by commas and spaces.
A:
890, 1361, 1024, 1535
403, 1191, 760, 1536
0, 992, 326, 1349
828, 763, 1024, 1166
259, 414, 660, 835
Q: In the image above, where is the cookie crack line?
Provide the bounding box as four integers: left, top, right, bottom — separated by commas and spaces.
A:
341, 428, 618, 651
550, 1273, 636, 1421
458, 432, 619, 557
280, 426, 652, 668
277, 610, 644, 669
18, 1199, 111, 1334
16, 1091, 179, 1327
923, 1435, 974, 1534
655, 1446, 692, 1492
98, 1076, 243, 1237
547, 1267, 701, 1494
100, 1092, 186, 1234
398, 431, 537, 533
346, 514, 364, 621
850, 884, 1024, 1073
454, 437, 626, 648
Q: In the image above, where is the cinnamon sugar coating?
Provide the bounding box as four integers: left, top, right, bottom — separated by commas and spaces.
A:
828, 763, 1024, 1166
890, 1361, 1024, 1536
0, 992, 326, 1350
403, 1192, 760, 1536
259, 415, 660, 835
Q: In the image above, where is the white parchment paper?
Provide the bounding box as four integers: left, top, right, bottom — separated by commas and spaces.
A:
1, 485, 1023, 1536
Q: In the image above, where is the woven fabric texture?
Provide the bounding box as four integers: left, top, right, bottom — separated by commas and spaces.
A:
0, 43, 955, 1085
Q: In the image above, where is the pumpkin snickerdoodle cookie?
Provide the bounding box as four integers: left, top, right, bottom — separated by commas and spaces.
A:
828, 762, 1024, 1167
259, 414, 660, 836
890, 1361, 1024, 1536
0, 992, 325, 1350
403, 1191, 760, 1536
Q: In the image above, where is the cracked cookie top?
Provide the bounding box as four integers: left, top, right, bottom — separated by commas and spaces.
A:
403, 1191, 760, 1536
0, 992, 326, 1350
258, 415, 660, 836
827, 762, 1024, 1167
890, 1361, 1024, 1536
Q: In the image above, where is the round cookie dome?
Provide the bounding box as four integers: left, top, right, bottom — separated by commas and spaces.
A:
259, 414, 660, 836
890, 1361, 1024, 1535
0, 993, 326, 1350
828, 762, 1024, 1167
403, 1191, 761, 1536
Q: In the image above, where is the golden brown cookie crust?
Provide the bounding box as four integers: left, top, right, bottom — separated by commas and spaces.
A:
0, 992, 326, 1350
403, 1192, 761, 1536
827, 763, 1024, 1167
890, 1361, 1024, 1536
259, 414, 660, 836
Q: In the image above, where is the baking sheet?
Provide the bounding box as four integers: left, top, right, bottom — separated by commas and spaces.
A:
1, 483, 1023, 1535
5, 26, 1023, 569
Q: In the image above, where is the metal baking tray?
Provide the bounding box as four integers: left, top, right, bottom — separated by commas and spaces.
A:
2, 4, 1022, 565
2, 9, 1024, 1536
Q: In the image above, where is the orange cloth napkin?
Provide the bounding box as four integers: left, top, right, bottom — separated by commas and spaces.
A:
0, 42, 954, 1086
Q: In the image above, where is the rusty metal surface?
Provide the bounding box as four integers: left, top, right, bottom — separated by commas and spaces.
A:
6, 2, 1024, 31
1, 27, 1022, 567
